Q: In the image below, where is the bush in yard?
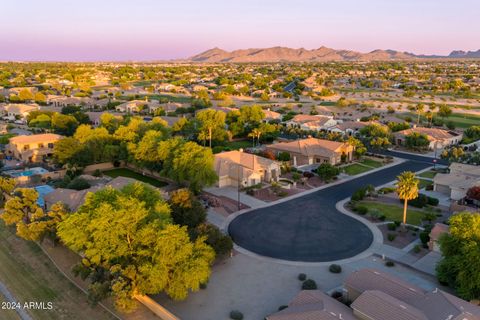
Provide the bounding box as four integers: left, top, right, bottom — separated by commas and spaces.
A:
419, 231, 430, 245
230, 310, 244, 320
355, 205, 368, 215
387, 233, 396, 241
303, 171, 314, 178
378, 215, 386, 221
427, 196, 439, 206
331, 291, 343, 299
329, 264, 342, 273
277, 152, 291, 162
413, 245, 421, 253
387, 223, 397, 231
408, 194, 428, 208
67, 177, 90, 190
298, 273, 307, 281
385, 261, 395, 267
302, 279, 317, 290
315, 163, 340, 182
351, 188, 366, 201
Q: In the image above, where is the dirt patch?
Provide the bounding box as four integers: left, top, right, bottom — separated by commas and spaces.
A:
378, 223, 420, 249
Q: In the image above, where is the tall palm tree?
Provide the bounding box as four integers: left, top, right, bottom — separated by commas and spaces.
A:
396, 171, 419, 226
248, 128, 262, 147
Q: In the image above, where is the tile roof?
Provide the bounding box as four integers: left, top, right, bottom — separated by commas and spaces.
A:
9, 133, 63, 144
268, 138, 349, 157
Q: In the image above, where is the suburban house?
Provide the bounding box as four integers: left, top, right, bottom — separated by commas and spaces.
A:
433, 163, 480, 200
115, 100, 158, 113
329, 121, 377, 136
0, 103, 39, 121
85, 111, 123, 127
267, 137, 354, 166
44, 176, 136, 211
266, 290, 356, 320
345, 268, 480, 320
267, 268, 480, 319
6, 133, 63, 163
393, 127, 463, 149
214, 150, 281, 188
263, 108, 282, 122
428, 223, 449, 252
285, 114, 338, 131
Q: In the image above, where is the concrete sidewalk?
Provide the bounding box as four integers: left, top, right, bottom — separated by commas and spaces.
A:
204, 186, 267, 209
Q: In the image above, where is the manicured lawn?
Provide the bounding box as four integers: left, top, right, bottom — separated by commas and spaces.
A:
444, 113, 480, 129
0, 221, 114, 320
357, 201, 426, 225
418, 170, 437, 179
343, 164, 372, 175
103, 168, 168, 188
418, 179, 433, 189
360, 158, 383, 168
222, 140, 253, 150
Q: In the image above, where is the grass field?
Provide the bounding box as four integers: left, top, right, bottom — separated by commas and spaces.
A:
222, 140, 253, 150
418, 170, 437, 179
418, 179, 433, 189
360, 158, 383, 168
343, 163, 372, 175
357, 201, 427, 225
103, 168, 168, 188
444, 113, 480, 129
0, 221, 114, 320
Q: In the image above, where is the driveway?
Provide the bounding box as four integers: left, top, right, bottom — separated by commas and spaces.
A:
228, 160, 431, 262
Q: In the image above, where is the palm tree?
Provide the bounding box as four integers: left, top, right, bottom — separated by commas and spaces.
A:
396, 171, 419, 226
248, 128, 262, 147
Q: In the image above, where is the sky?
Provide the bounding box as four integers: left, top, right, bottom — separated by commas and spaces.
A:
1, 0, 479, 61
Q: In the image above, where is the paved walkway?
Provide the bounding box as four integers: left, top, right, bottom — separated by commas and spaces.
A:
0, 281, 32, 320
204, 186, 267, 209
413, 251, 442, 275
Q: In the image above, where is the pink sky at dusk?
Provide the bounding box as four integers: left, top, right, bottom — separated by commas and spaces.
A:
1, 0, 479, 61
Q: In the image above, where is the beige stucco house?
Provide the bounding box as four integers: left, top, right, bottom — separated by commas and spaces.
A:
6, 133, 63, 163
393, 127, 463, 150
433, 163, 480, 200
214, 150, 281, 188
267, 137, 354, 166
285, 114, 338, 131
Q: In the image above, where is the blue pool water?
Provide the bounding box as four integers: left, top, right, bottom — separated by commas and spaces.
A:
4, 167, 49, 178
34, 185, 55, 207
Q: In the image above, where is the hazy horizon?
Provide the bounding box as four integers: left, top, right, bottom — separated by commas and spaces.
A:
2, 0, 479, 61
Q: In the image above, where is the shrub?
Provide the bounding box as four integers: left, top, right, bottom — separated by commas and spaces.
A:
302, 171, 314, 179
331, 291, 343, 299
419, 231, 430, 244
329, 264, 342, 273
394, 221, 401, 227
427, 196, 439, 206
278, 305, 288, 311
413, 245, 421, 253
277, 152, 291, 162
351, 188, 366, 201
387, 223, 397, 231
385, 261, 395, 267
409, 194, 428, 208
212, 146, 224, 154
93, 169, 102, 177
67, 177, 90, 190
302, 279, 317, 290
298, 273, 307, 281
387, 233, 396, 241
378, 215, 386, 221
378, 187, 395, 194
355, 205, 368, 215
230, 310, 244, 320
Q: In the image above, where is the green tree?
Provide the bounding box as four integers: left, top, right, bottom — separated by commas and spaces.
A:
29, 114, 52, 129
395, 171, 419, 225
415, 103, 425, 125
57, 183, 215, 312
316, 163, 340, 182
347, 136, 366, 159
158, 139, 218, 193
52, 113, 79, 136
169, 188, 206, 229
438, 104, 452, 119
34, 92, 47, 104
100, 113, 122, 133
18, 89, 34, 101
196, 109, 226, 147
53, 137, 86, 166
0, 177, 16, 203
405, 132, 430, 149
436, 212, 480, 301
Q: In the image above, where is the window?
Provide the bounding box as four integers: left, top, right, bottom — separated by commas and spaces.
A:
23, 144, 30, 151
38, 143, 44, 148
47, 143, 54, 148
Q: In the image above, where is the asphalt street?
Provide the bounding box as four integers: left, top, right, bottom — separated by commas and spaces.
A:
228, 155, 432, 262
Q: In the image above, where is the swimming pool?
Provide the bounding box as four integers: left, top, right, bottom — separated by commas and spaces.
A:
4, 167, 49, 178
34, 185, 55, 207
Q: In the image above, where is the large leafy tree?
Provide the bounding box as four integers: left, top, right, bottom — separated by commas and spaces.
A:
436, 212, 480, 300
57, 183, 215, 312
1, 189, 68, 241
169, 188, 206, 229
0, 177, 16, 203
195, 109, 226, 147
395, 171, 419, 225
159, 138, 217, 192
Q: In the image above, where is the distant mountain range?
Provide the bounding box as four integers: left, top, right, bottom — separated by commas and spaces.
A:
188, 46, 480, 62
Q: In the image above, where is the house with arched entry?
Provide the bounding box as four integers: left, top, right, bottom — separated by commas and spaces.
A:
267, 137, 354, 167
